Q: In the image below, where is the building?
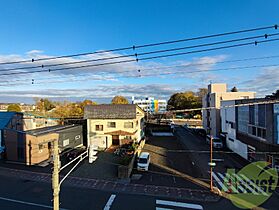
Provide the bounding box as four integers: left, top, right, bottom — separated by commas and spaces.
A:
0, 112, 24, 157
4, 124, 83, 165
131, 96, 167, 113
84, 104, 145, 150
23, 115, 59, 131
0, 103, 36, 112
202, 83, 255, 136
221, 98, 279, 168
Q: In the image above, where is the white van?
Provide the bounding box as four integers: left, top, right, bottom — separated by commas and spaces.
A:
137, 152, 150, 171
206, 135, 223, 149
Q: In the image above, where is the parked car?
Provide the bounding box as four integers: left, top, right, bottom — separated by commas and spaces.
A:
206, 135, 223, 149
137, 152, 150, 171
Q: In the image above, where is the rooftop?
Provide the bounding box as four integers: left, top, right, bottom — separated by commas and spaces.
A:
84, 104, 141, 119
26, 124, 79, 136
0, 112, 22, 129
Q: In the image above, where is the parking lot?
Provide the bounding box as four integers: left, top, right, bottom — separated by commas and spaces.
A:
131, 129, 204, 190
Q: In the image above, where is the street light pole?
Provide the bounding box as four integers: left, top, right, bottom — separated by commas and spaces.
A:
52, 139, 60, 210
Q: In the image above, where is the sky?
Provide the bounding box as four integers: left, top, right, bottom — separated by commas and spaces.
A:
0, 0, 279, 104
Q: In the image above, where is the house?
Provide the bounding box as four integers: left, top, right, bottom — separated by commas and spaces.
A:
221, 98, 279, 168
4, 124, 83, 165
0, 112, 24, 158
202, 83, 255, 136
84, 104, 145, 150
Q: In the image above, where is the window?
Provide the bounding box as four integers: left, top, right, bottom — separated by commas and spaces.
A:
96, 125, 103, 131
136, 120, 139, 127
125, 136, 132, 140
107, 122, 116, 128
229, 138, 234, 142
124, 122, 133, 128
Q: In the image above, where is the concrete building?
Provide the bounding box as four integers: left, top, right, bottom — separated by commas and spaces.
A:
131, 96, 167, 113
23, 115, 59, 131
202, 83, 255, 136
4, 124, 83, 165
221, 98, 279, 168
84, 104, 145, 150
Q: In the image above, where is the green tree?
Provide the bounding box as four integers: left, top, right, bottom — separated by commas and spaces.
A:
231, 86, 238, 92
265, 89, 279, 99
7, 104, 21, 112
168, 91, 200, 110
111, 96, 129, 104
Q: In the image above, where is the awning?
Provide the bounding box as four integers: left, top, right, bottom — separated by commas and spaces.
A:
104, 130, 137, 136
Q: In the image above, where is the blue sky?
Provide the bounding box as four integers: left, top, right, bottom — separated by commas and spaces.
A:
0, 0, 279, 103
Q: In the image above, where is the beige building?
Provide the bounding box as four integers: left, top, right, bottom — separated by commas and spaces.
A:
202, 83, 255, 137
84, 104, 145, 150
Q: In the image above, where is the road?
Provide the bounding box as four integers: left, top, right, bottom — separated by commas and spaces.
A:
0, 173, 242, 210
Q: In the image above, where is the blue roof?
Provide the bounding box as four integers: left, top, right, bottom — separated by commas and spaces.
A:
0, 112, 17, 129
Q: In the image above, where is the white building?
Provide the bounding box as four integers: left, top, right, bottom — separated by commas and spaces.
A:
220, 100, 248, 159
202, 83, 255, 137
131, 96, 167, 113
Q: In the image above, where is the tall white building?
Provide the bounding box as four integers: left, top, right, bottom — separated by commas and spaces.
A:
131, 96, 167, 113
202, 83, 255, 137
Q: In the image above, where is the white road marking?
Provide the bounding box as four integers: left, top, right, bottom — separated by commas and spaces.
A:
230, 173, 247, 193
239, 174, 268, 196
212, 172, 228, 191
103, 194, 116, 210
156, 207, 173, 210
218, 172, 239, 193
0, 196, 68, 210
156, 199, 203, 209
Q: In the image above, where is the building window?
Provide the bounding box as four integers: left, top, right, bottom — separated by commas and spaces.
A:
96, 125, 103, 131
107, 122, 116, 128
229, 138, 234, 142
136, 120, 139, 127
124, 122, 133, 128
125, 136, 132, 140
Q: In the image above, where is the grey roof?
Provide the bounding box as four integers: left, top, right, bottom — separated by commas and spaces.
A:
84, 104, 138, 119
0, 112, 18, 129
26, 124, 80, 136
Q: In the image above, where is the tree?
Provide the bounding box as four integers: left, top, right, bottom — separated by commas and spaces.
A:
111, 96, 129, 104
265, 89, 279, 99
7, 104, 21, 112
35, 98, 56, 112
231, 86, 238, 92
167, 91, 200, 110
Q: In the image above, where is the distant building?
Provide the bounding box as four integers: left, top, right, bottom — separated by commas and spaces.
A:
84, 104, 145, 150
202, 83, 255, 136
23, 115, 59, 131
131, 96, 167, 113
0, 103, 36, 112
4, 124, 83, 165
221, 98, 279, 168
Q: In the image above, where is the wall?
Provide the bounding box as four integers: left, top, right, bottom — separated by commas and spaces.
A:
87, 107, 144, 149
25, 133, 59, 165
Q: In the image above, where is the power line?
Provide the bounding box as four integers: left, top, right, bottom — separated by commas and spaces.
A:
1, 54, 279, 84
2, 32, 279, 73
0, 24, 277, 66
1, 37, 279, 77
1, 62, 279, 87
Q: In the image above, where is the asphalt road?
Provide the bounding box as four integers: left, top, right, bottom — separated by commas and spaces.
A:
0, 173, 240, 210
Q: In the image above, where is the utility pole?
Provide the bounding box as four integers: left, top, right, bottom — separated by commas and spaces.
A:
52, 139, 60, 210
210, 135, 213, 191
